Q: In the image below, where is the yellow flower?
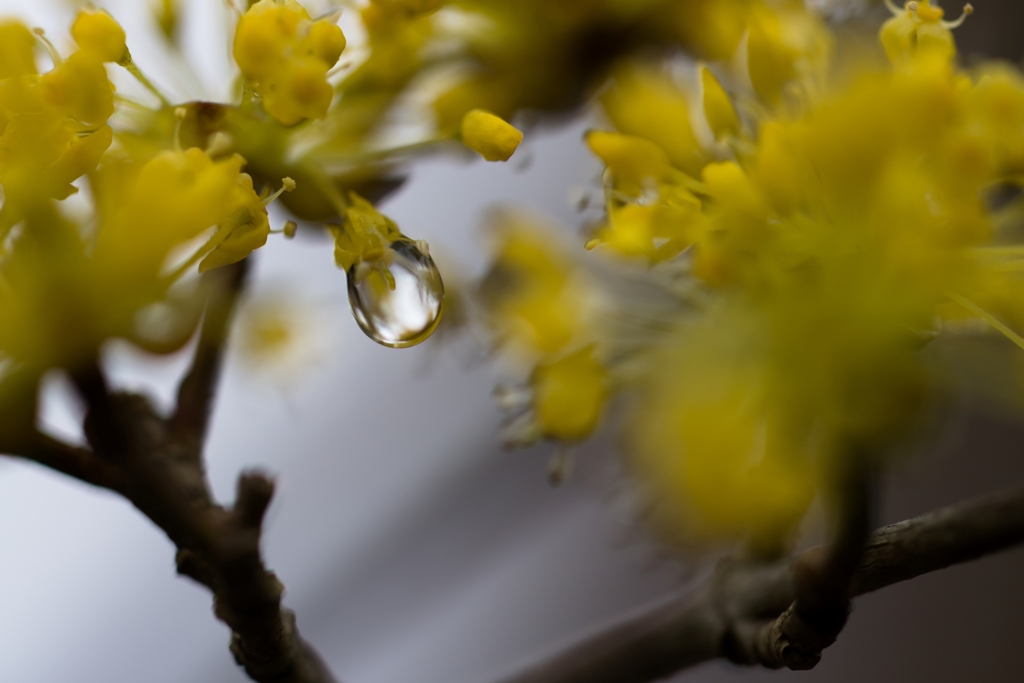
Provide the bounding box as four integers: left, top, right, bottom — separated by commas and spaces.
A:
586, 184, 701, 264
330, 193, 403, 271
631, 320, 815, 542
479, 219, 584, 356
233, 0, 345, 124
198, 173, 272, 273
261, 56, 334, 126
0, 25, 115, 208
746, 2, 830, 106
585, 130, 670, 193
532, 346, 609, 442
601, 68, 705, 176
880, 0, 972, 65
461, 109, 524, 162
93, 150, 259, 285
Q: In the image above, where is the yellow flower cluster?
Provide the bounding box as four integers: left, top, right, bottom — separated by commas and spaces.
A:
0, 7, 283, 372
479, 0, 1024, 543
0, 17, 116, 217
234, 0, 346, 125
4, 0, 1024, 550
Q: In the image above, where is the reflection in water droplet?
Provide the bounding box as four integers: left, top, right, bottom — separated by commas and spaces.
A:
347, 239, 444, 348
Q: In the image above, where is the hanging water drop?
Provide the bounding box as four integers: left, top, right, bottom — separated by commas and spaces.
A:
347, 239, 444, 348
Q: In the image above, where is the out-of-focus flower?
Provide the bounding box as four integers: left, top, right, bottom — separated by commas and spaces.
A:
478, 0, 1024, 546
880, 0, 973, 65
234, 291, 334, 387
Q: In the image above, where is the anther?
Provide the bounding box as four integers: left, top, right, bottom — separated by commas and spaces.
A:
262, 178, 297, 207
206, 132, 234, 157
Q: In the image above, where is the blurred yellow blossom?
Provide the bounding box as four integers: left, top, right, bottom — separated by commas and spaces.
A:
531, 346, 609, 443
880, 0, 972, 65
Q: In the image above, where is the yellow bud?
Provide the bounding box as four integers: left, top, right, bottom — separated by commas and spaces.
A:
71, 9, 127, 63
461, 109, 523, 162
701, 67, 740, 140
233, 0, 308, 81
532, 347, 608, 442
307, 21, 346, 67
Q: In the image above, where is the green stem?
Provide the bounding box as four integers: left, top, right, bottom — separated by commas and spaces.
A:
119, 54, 172, 108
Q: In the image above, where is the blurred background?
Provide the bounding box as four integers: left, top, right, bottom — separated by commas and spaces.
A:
0, 1, 1021, 682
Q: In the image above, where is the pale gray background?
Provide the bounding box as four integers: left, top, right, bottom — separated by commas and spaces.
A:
0, 2, 1021, 682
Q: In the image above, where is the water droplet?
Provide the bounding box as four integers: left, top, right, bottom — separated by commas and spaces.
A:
347, 239, 444, 348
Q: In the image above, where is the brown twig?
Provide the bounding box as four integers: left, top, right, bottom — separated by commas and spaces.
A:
748, 452, 877, 670
10, 259, 340, 683
490, 481, 1024, 683
171, 260, 250, 447
15, 431, 128, 493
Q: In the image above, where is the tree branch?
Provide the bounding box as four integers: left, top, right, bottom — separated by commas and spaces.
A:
171, 259, 250, 447
37, 259, 340, 683
745, 452, 877, 670
491, 481, 1024, 683
11, 431, 127, 493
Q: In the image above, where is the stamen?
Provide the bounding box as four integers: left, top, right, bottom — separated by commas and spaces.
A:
119, 52, 172, 108
206, 132, 234, 157
943, 3, 974, 29
262, 177, 297, 207
173, 107, 187, 151
547, 447, 575, 487
32, 28, 62, 66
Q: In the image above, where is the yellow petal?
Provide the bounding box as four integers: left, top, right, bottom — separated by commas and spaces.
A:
700, 67, 740, 140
